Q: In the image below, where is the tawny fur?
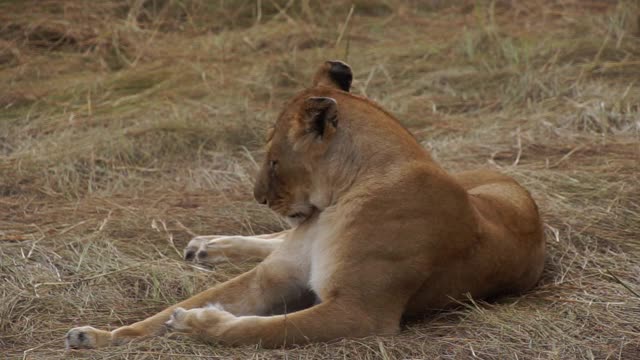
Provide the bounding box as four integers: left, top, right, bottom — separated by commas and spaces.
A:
65, 61, 545, 350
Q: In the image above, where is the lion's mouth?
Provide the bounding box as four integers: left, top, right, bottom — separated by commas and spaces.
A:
270, 200, 317, 225
287, 212, 308, 219
284, 205, 317, 225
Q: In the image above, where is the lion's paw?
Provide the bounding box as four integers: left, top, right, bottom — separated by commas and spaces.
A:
165, 307, 190, 332
165, 304, 234, 335
65, 326, 112, 349
184, 236, 234, 265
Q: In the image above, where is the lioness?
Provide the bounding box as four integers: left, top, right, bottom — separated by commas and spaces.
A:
66, 60, 545, 349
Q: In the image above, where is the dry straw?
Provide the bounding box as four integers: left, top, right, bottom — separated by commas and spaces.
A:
1, 0, 639, 359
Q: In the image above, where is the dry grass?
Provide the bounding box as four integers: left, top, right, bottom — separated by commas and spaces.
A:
1, 0, 639, 358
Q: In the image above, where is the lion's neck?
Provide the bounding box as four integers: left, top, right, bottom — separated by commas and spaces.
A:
308, 126, 435, 211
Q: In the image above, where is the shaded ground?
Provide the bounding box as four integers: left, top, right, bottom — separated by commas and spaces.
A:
1, 0, 639, 359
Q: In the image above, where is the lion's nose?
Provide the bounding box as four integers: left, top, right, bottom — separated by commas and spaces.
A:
254, 189, 268, 205
253, 175, 269, 205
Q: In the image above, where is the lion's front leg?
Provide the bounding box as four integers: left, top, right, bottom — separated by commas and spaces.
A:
65, 255, 304, 349
183, 230, 288, 265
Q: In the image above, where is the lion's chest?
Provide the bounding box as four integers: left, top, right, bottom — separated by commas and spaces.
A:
292, 216, 341, 301
309, 233, 340, 300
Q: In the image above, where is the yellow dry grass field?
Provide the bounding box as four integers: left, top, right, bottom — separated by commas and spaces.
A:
1, 0, 639, 359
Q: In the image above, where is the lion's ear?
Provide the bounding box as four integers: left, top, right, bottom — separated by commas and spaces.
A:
312, 60, 352, 92
301, 97, 338, 140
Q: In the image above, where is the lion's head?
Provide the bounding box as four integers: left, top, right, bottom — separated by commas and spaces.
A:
253, 60, 353, 225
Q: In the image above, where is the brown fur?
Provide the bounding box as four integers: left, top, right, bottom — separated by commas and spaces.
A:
65, 61, 545, 349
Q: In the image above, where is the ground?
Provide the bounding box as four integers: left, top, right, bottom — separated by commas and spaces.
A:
1, 0, 639, 359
